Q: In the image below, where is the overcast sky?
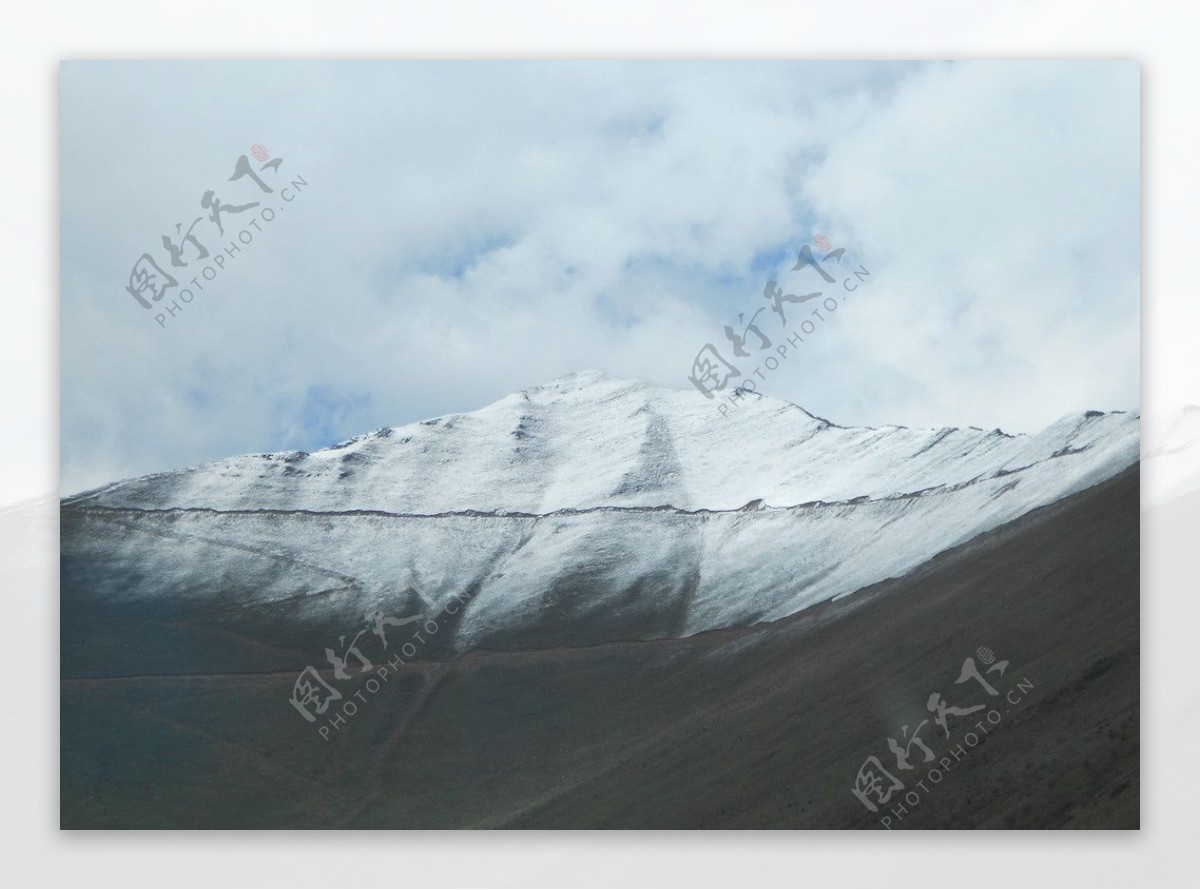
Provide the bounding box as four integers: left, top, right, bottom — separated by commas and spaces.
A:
60, 60, 1139, 494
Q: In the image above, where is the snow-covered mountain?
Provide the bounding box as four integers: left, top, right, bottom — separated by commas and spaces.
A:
62, 371, 1139, 651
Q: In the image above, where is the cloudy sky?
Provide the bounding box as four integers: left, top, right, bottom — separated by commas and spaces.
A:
60, 60, 1139, 494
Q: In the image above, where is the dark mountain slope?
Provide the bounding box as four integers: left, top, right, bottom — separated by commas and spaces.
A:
61, 465, 1138, 829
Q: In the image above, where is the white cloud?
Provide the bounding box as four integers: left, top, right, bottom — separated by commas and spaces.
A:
60, 61, 1139, 494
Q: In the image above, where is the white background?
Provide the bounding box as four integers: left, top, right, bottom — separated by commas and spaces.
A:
1, 0, 1195, 886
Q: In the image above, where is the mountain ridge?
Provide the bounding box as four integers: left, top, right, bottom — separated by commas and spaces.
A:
60, 372, 1139, 650
64, 370, 1138, 517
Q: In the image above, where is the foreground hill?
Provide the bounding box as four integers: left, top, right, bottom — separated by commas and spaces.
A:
61, 464, 1139, 828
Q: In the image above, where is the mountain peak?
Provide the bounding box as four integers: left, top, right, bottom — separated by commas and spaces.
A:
550, 368, 620, 385
522, 369, 653, 396
74, 371, 1139, 526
